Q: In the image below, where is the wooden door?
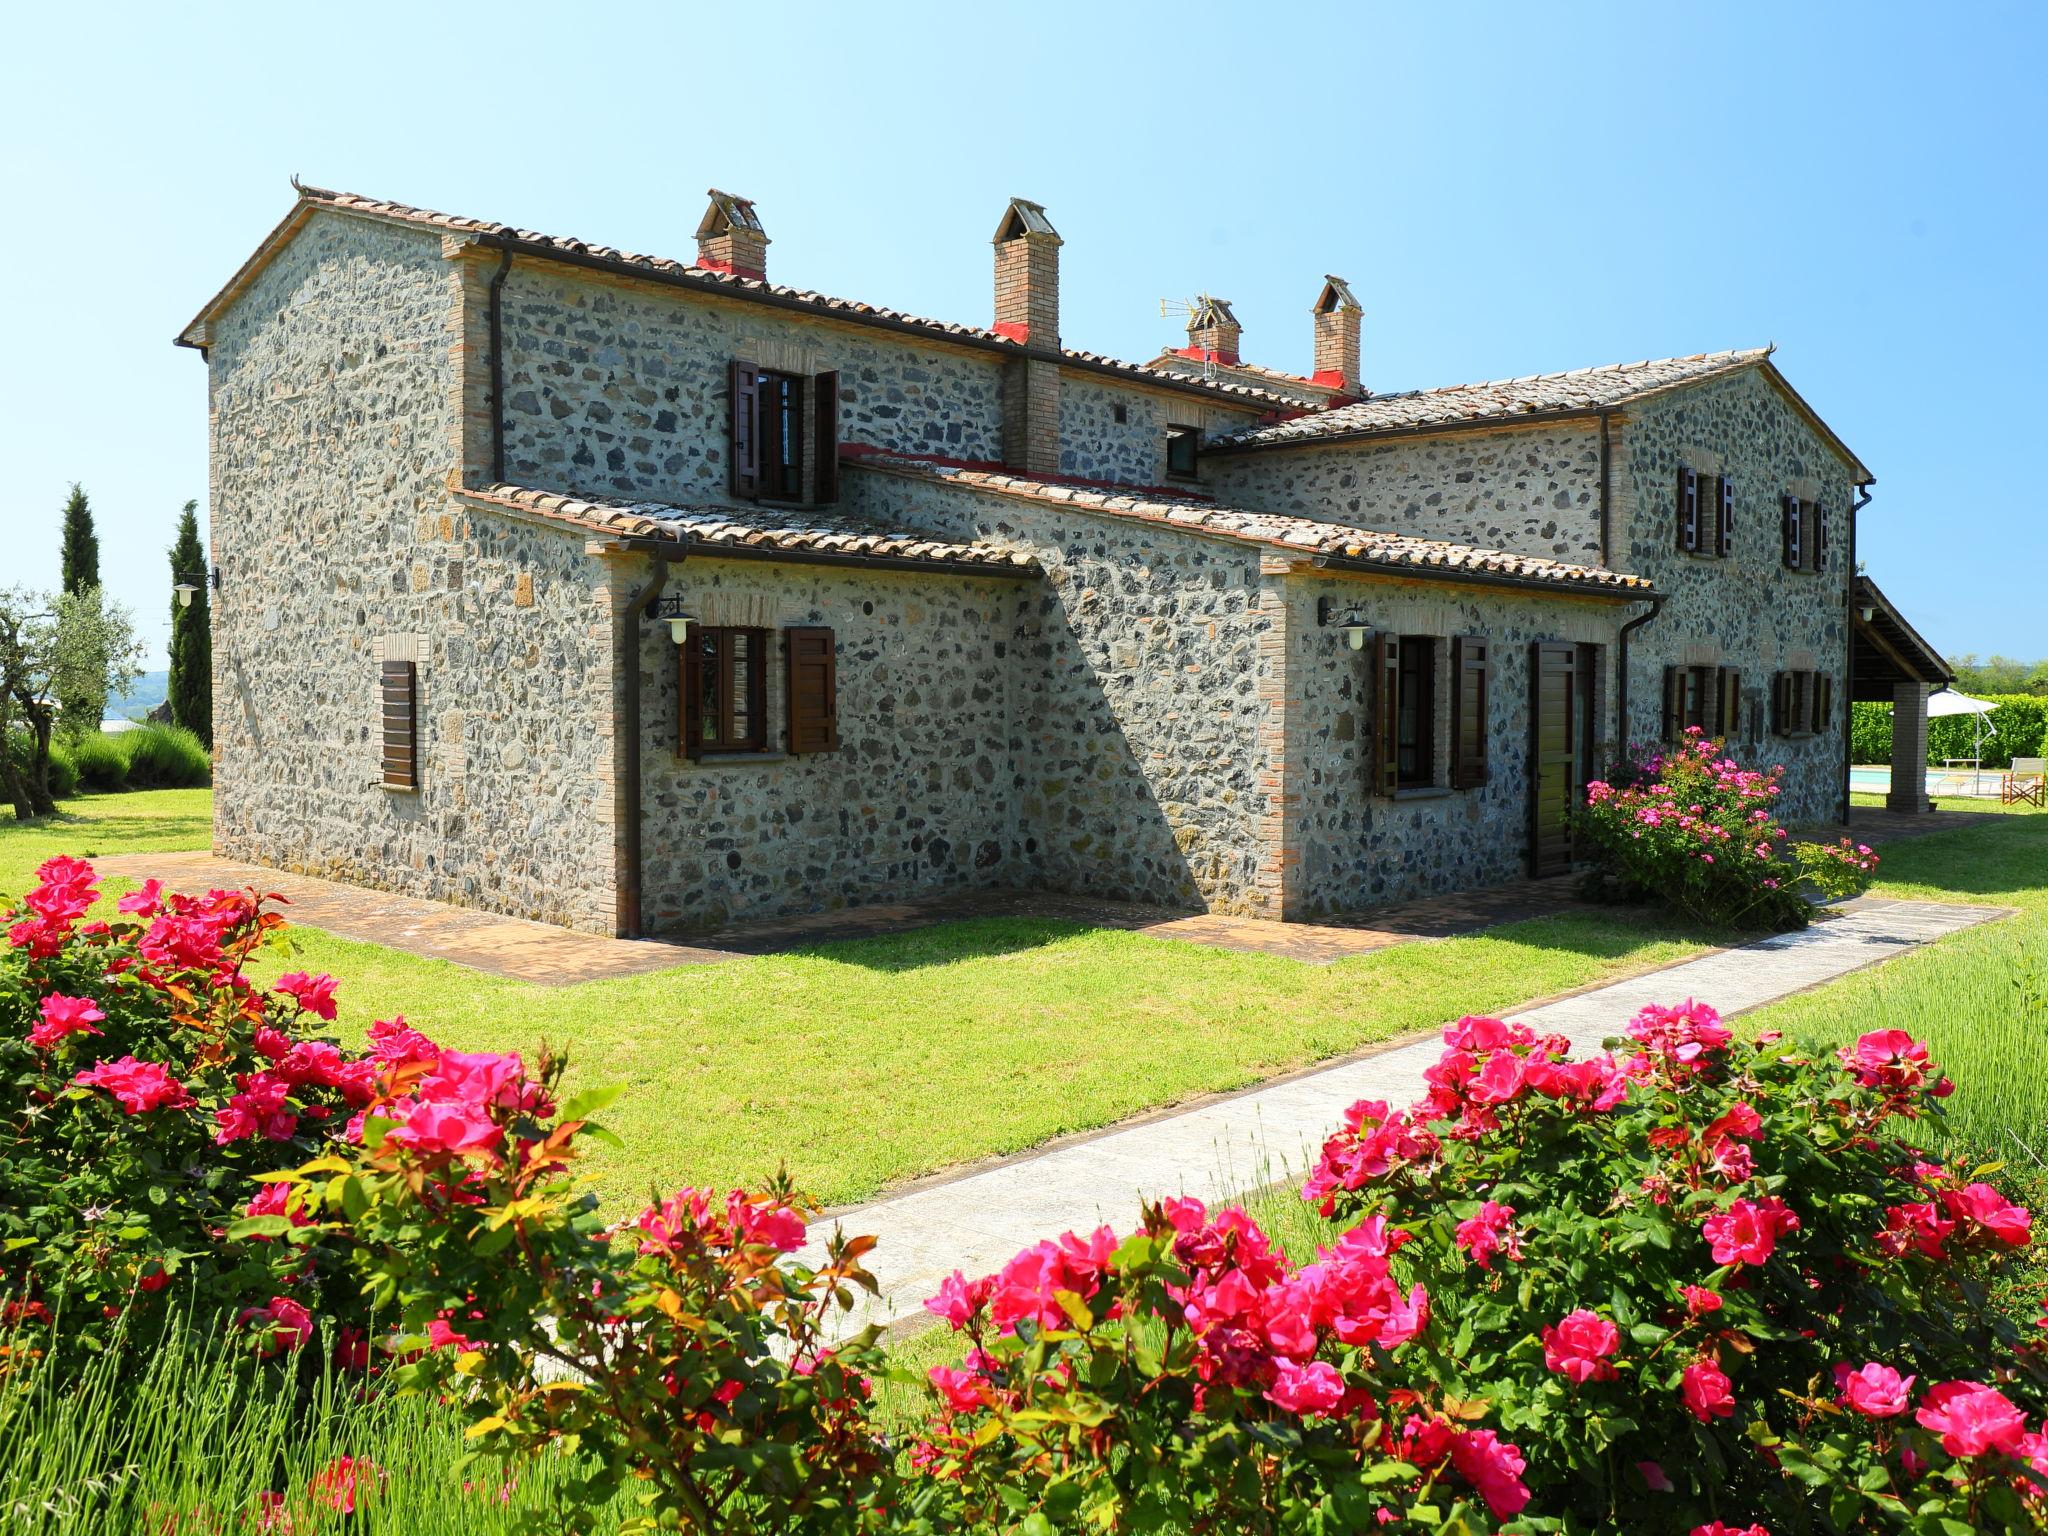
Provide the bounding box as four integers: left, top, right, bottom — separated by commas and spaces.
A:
1529, 642, 1580, 876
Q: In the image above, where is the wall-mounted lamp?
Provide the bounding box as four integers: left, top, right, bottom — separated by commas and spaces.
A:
1316, 595, 1372, 651
172, 567, 219, 609
1858, 604, 1876, 623
649, 593, 696, 646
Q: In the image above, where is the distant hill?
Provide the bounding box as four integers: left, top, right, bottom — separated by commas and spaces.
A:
110, 670, 168, 721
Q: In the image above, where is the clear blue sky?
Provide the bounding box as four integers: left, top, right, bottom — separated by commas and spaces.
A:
3, 2, 2042, 668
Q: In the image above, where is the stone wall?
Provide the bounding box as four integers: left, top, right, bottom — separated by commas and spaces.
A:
1283, 573, 1626, 914
499, 265, 1008, 504
1202, 422, 1607, 563
204, 211, 622, 933
1614, 366, 1856, 825
631, 558, 1027, 931
842, 465, 1283, 914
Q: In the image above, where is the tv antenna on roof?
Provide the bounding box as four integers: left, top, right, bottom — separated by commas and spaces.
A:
1159, 294, 1223, 381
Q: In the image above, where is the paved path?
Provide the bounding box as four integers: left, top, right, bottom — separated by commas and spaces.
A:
804, 895, 2008, 1334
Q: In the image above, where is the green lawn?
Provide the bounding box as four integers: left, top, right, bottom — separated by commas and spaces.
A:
4, 788, 1712, 1212
0, 787, 214, 894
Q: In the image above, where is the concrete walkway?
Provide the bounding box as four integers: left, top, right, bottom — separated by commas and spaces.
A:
804, 895, 2008, 1333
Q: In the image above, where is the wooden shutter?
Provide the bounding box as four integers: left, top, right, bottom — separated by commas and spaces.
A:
1374, 633, 1400, 797
1717, 667, 1742, 738
680, 636, 704, 760
1781, 496, 1801, 569
1812, 500, 1828, 572
1812, 672, 1833, 735
380, 661, 417, 790
1717, 476, 1735, 558
1662, 665, 1682, 743
811, 371, 840, 506
784, 627, 839, 753
1677, 466, 1699, 553
1451, 636, 1491, 789
729, 361, 761, 501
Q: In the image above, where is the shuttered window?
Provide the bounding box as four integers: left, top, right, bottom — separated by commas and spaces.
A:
1716, 666, 1742, 739
1717, 475, 1736, 558
1373, 634, 1400, 797
1811, 498, 1828, 573
380, 661, 417, 790
1771, 670, 1835, 738
1451, 636, 1490, 789
812, 372, 840, 505
729, 361, 759, 501
730, 363, 837, 505
784, 627, 839, 754
1781, 496, 1805, 570
1676, 466, 1700, 553
1662, 663, 1739, 742
1373, 634, 1440, 795
682, 627, 768, 758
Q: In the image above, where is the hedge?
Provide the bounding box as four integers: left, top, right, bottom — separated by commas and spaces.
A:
1850, 693, 2048, 769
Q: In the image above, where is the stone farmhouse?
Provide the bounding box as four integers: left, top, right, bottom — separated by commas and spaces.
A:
176, 183, 1952, 937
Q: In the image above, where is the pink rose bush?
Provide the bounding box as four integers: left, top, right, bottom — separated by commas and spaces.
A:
1578, 728, 1879, 929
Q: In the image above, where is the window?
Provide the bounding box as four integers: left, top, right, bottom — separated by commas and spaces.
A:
729, 364, 839, 505
1677, 467, 1734, 557
1165, 424, 1200, 478
1781, 496, 1826, 572
1662, 665, 1741, 743
380, 661, 417, 790
1374, 634, 1438, 794
1450, 636, 1491, 789
1772, 670, 1833, 738
682, 627, 768, 757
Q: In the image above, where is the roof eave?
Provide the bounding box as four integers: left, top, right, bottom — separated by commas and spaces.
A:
1309, 551, 1658, 603
1203, 403, 1610, 457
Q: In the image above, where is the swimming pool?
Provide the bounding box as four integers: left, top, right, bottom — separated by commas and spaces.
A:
1848, 765, 2002, 799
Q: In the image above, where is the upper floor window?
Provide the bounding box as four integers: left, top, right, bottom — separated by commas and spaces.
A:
730, 363, 839, 505
1676, 467, 1735, 558
1781, 496, 1827, 573
1165, 424, 1200, 478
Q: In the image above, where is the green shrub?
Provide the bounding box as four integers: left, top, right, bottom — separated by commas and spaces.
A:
4, 733, 79, 801
118, 721, 211, 788
1850, 694, 2048, 769
70, 731, 128, 791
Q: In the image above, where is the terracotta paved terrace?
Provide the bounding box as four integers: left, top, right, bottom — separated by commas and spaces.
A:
91, 805, 1989, 986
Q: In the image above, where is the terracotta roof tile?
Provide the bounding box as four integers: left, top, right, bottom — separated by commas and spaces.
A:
185, 184, 1305, 410
459, 483, 1040, 574
1208, 348, 1774, 449
849, 455, 1652, 597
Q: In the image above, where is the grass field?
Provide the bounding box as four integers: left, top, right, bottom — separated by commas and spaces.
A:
3, 788, 1710, 1212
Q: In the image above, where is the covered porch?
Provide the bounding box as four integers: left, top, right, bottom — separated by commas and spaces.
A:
1852, 575, 1956, 814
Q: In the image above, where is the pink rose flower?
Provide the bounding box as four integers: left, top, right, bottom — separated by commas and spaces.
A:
1681, 1358, 1735, 1421
1265, 1358, 1346, 1415
1834, 1361, 1914, 1418
1941, 1182, 2032, 1246
28, 993, 105, 1050
1916, 1381, 2027, 1457
239, 1295, 314, 1356
72, 1055, 193, 1114
1448, 1428, 1530, 1518
115, 878, 164, 916
1702, 1196, 1799, 1266
1454, 1201, 1521, 1271
385, 1099, 504, 1158
1541, 1308, 1621, 1384
924, 1270, 994, 1329
928, 1363, 991, 1413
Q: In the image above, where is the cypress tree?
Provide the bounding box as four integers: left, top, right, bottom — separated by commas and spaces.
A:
167, 500, 213, 747
59, 484, 99, 597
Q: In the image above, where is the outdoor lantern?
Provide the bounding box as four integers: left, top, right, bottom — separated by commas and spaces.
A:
173, 582, 198, 609
172, 567, 213, 608
1317, 595, 1371, 650
650, 593, 694, 645
1859, 603, 1876, 622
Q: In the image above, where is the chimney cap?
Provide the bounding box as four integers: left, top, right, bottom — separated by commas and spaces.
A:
1312, 275, 1360, 314
993, 197, 1061, 244
1189, 294, 1240, 329
698, 189, 766, 239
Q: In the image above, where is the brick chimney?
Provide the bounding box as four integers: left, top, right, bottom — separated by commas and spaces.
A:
695, 189, 768, 280
1185, 295, 1242, 366
1310, 276, 1361, 395
993, 198, 1061, 474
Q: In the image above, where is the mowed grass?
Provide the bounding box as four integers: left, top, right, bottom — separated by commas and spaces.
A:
1743, 805, 2048, 1165
3, 788, 1711, 1212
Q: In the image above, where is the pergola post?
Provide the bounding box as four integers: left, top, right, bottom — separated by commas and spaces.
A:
1887, 681, 1934, 814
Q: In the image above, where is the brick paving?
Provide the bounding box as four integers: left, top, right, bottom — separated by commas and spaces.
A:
91, 804, 2000, 984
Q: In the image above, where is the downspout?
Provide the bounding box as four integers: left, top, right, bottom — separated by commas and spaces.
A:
1597, 409, 1614, 570
1844, 482, 1872, 822
1615, 593, 1666, 758
486, 250, 513, 483
617, 549, 683, 938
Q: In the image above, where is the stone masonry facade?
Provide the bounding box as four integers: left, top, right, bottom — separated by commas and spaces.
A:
183, 187, 1882, 936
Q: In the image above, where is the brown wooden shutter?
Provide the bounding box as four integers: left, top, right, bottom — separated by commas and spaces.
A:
1813, 672, 1832, 735
1781, 496, 1801, 569
680, 637, 704, 760
784, 627, 839, 753
1662, 665, 1682, 743
729, 361, 761, 502
1717, 667, 1741, 738
1771, 672, 1790, 737
1451, 636, 1491, 789
1375, 633, 1400, 797
1812, 500, 1827, 572
380, 661, 417, 789
811, 371, 840, 506
1718, 476, 1735, 558
1677, 466, 1699, 552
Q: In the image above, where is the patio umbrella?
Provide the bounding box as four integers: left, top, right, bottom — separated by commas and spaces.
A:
1925, 689, 1999, 765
